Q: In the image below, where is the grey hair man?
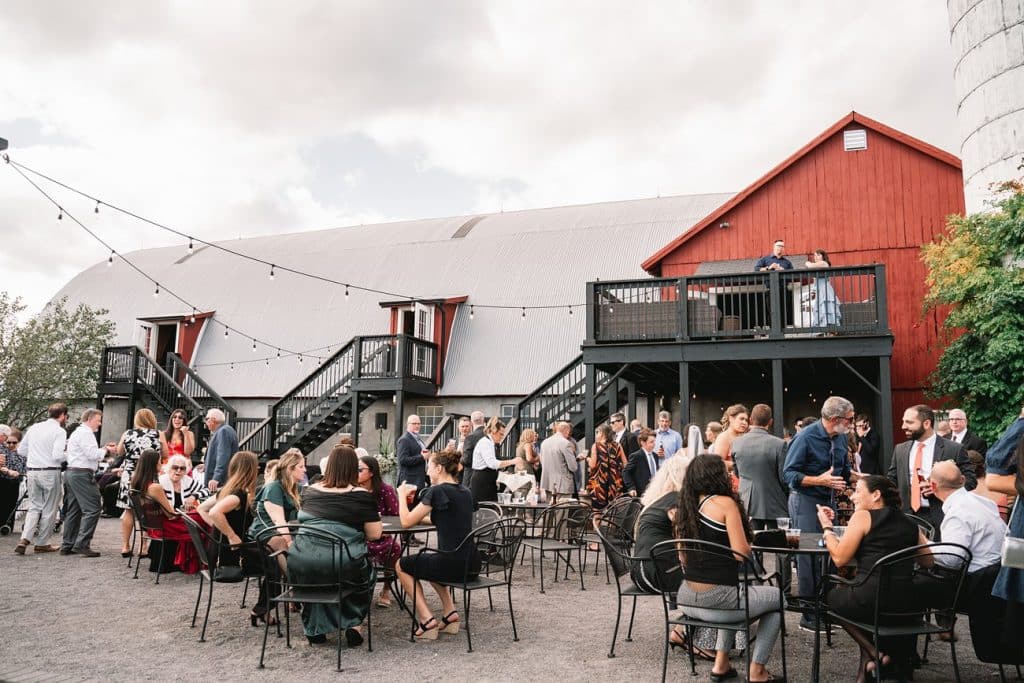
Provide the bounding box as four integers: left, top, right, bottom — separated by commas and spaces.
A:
782, 395, 854, 631
460, 410, 487, 486
15, 402, 69, 555
947, 408, 988, 454
654, 411, 683, 460
540, 421, 577, 496
61, 409, 116, 557
203, 408, 238, 492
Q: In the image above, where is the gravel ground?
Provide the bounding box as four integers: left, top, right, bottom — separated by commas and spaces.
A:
0, 517, 1000, 682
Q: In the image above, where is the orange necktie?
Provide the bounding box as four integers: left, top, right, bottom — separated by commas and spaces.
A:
910, 442, 924, 512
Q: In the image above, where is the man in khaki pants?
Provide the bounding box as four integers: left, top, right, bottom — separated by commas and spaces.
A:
14, 403, 68, 555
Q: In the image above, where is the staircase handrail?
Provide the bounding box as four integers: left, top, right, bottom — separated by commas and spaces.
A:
422, 413, 467, 451
132, 348, 205, 419
165, 352, 236, 423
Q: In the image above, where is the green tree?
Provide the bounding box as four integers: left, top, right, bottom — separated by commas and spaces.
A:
0, 294, 115, 428
922, 180, 1024, 442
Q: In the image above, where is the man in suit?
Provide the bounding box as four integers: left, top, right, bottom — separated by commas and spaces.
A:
203, 408, 238, 492
947, 409, 988, 455
623, 429, 659, 498
610, 412, 639, 460
732, 404, 789, 529
886, 404, 975, 535
396, 414, 428, 489
539, 421, 577, 496
459, 411, 486, 486
854, 414, 882, 475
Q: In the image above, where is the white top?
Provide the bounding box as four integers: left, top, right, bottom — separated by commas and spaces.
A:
950, 430, 967, 444
472, 435, 499, 471
65, 424, 106, 470
908, 433, 938, 508
937, 487, 1007, 573
17, 418, 67, 469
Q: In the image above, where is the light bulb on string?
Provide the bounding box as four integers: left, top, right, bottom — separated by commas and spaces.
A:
265, 358, 270, 367
153, 283, 160, 298
469, 305, 474, 320
224, 327, 229, 338
521, 307, 526, 320
269, 264, 275, 281
345, 284, 349, 300
187, 238, 194, 255
230, 362, 235, 371
252, 339, 257, 352
568, 306, 573, 316
298, 354, 303, 364
107, 251, 114, 267
94, 201, 100, 214
57, 207, 64, 220
190, 308, 196, 324
276, 348, 281, 358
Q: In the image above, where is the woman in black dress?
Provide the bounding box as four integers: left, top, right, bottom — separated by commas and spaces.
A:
468, 417, 517, 503
395, 448, 478, 639
818, 475, 932, 682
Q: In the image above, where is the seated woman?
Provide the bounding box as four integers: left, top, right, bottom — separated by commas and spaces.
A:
287, 445, 382, 647
150, 454, 207, 573
818, 475, 932, 682
469, 417, 517, 503
129, 449, 181, 572
672, 454, 783, 683
357, 454, 401, 608
395, 448, 479, 640
197, 451, 259, 580
248, 449, 305, 625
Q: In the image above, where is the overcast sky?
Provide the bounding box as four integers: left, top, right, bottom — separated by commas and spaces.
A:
0, 1, 959, 314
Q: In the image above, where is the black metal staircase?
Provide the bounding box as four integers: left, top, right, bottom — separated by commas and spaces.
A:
512, 355, 632, 443
239, 334, 438, 458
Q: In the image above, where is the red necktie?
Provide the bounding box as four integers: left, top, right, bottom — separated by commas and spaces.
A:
910, 442, 924, 512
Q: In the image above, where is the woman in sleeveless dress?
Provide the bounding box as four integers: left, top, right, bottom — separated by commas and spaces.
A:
163, 409, 195, 471
117, 408, 168, 556
357, 453, 401, 608
711, 405, 748, 492
818, 475, 932, 681
587, 423, 626, 511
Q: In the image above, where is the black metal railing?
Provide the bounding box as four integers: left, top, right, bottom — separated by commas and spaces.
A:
165, 352, 235, 424
235, 417, 264, 443
587, 264, 888, 343
239, 333, 439, 456
100, 346, 206, 428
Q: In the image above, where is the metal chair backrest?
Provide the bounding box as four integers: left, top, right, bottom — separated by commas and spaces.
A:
595, 516, 638, 581
477, 501, 503, 515
474, 517, 527, 580
863, 542, 971, 625
905, 513, 936, 541
180, 512, 214, 570
650, 538, 753, 608
128, 488, 167, 533
287, 524, 374, 594
473, 507, 501, 529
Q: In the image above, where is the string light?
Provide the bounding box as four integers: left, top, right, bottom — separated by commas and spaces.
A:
521, 307, 526, 319
568, 306, 573, 316
153, 283, 160, 298
230, 362, 235, 371
469, 305, 474, 320
269, 264, 275, 281
298, 354, 303, 364
276, 348, 281, 358
94, 200, 100, 214
190, 308, 196, 323
57, 207, 63, 220
345, 284, 349, 300
224, 327, 229, 338
252, 339, 257, 352
187, 238, 194, 255
107, 251, 114, 267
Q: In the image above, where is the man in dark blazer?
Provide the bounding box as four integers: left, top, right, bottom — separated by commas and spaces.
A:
610, 412, 639, 460
887, 404, 975, 535
459, 411, 486, 486
731, 404, 789, 529
854, 414, 882, 475
623, 430, 659, 498
396, 414, 428, 489
947, 408, 988, 455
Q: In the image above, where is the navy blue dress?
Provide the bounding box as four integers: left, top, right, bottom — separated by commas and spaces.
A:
399, 483, 479, 582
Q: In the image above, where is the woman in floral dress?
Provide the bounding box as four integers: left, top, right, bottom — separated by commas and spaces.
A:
117, 408, 168, 556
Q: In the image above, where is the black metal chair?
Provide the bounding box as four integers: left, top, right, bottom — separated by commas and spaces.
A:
520, 500, 590, 592
650, 538, 787, 683
905, 513, 936, 541
127, 488, 171, 583
409, 517, 527, 652
180, 513, 268, 642
257, 523, 375, 672
581, 496, 644, 582
595, 516, 662, 657
826, 542, 972, 682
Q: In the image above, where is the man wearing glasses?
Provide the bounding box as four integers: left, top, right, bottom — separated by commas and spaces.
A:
947, 409, 988, 455
854, 414, 882, 475
203, 408, 238, 492
609, 412, 639, 460
0, 425, 25, 533
782, 396, 854, 632
61, 409, 116, 557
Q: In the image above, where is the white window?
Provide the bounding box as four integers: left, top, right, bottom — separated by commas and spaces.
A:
413, 303, 435, 378
417, 405, 444, 435
500, 404, 516, 420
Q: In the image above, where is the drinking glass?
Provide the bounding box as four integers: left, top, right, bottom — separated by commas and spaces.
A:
785, 528, 801, 549
776, 517, 791, 530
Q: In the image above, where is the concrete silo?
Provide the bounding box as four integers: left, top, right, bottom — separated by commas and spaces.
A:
948, 0, 1024, 211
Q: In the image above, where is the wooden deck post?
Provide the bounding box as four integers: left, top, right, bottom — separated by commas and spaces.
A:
772, 359, 785, 437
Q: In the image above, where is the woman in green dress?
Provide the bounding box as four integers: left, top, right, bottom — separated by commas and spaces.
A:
287, 444, 382, 646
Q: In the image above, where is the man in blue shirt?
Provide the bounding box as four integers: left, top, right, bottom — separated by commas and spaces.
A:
203, 408, 238, 492
782, 395, 854, 632
754, 239, 794, 272
653, 410, 682, 459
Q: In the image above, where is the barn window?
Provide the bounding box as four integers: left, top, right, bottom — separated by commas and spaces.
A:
844, 129, 867, 151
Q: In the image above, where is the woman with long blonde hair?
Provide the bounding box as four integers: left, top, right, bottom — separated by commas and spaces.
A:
711, 404, 749, 461
198, 451, 259, 581
515, 428, 540, 476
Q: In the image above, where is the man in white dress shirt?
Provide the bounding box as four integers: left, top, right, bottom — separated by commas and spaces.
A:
61, 409, 116, 557
14, 403, 69, 555
930, 460, 1006, 573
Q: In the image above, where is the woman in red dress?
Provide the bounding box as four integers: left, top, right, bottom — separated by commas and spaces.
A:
162, 410, 196, 473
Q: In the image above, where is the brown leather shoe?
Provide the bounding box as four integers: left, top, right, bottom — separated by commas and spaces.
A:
14, 539, 29, 555
33, 544, 59, 553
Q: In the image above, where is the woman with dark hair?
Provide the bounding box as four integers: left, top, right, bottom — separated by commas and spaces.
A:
818, 475, 932, 681
396, 448, 478, 640
672, 454, 783, 683
163, 409, 195, 467
357, 454, 401, 608
803, 249, 842, 327
288, 445, 381, 646
587, 423, 626, 512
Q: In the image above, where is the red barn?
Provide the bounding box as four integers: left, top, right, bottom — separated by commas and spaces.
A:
640, 111, 964, 444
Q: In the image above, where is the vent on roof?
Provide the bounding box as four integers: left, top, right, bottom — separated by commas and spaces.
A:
451, 215, 486, 239
843, 129, 867, 151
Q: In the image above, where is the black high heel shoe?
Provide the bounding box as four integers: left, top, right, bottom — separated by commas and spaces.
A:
250, 611, 278, 627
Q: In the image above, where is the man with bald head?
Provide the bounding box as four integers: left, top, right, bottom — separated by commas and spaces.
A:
460, 410, 486, 486
946, 408, 987, 455
539, 421, 577, 496
929, 460, 1006, 573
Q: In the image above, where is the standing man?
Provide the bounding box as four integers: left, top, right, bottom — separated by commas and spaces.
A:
61, 409, 114, 557
732, 404, 789, 530
396, 414, 428, 489
609, 412, 639, 461
754, 239, 794, 272
460, 411, 486, 486
947, 409, 988, 455
203, 408, 237, 492
782, 396, 853, 632
854, 414, 882, 475
539, 421, 577, 497
623, 429, 659, 498
455, 416, 472, 454
629, 419, 644, 437
887, 404, 975, 534
654, 411, 683, 459
14, 402, 69, 555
